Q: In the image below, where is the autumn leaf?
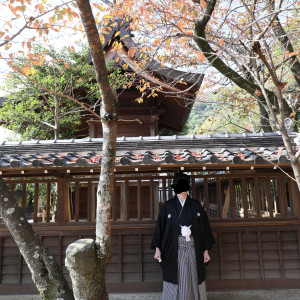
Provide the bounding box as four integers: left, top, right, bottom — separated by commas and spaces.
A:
0, 32, 4, 38
64, 62, 70, 69
115, 57, 120, 63
254, 90, 262, 96
31, 55, 46, 66
200, 0, 206, 9
286, 51, 299, 56
8, 4, 21, 17
178, 19, 183, 31
279, 82, 287, 90
100, 35, 105, 45
198, 52, 205, 60
136, 97, 143, 104
22, 66, 35, 76
219, 38, 224, 46
5, 43, 12, 50
128, 47, 136, 58
36, 51, 47, 59
78, 78, 82, 83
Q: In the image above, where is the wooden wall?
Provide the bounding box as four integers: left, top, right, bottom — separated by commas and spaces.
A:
0, 170, 300, 294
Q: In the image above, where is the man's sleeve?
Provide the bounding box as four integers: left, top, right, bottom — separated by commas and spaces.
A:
201, 205, 215, 251
150, 205, 165, 249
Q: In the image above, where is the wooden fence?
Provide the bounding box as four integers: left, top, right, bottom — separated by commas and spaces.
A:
0, 170, 300, 294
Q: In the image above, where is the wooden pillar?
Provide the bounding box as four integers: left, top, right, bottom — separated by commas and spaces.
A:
33, 183, 39, 223
89, 121, 96, 138
0, 237, 3, 284
75, 181, 80, 222
153, 181, 160, 220
57, 176, 68, 226
289, 177, 300, 220
46, 183, 51, 222
91, 182, 97, 222
87, 181, 92, 221
120, 181, 128, 221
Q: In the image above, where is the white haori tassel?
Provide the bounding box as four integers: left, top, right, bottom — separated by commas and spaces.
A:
180, 225, 192, 242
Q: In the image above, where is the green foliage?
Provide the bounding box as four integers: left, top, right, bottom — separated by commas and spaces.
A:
0, 43, 133, 140
194, 87, 262, 134
185, 99, 216, 135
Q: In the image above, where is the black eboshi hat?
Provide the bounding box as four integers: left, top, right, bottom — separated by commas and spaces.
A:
171, 172, 190, 194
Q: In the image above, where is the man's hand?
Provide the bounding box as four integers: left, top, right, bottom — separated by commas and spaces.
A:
204, 250, 210, 263
154, 247, 162, 262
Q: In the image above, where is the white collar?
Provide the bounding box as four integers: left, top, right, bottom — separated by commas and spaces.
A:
178, 196, 187, 207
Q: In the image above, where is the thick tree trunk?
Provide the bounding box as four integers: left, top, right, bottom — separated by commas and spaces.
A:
193, 0, 292, 118
266, 0, 300, 88
0, 177, 74, 300
257, 101, 273, 132
70, 1, 119, 299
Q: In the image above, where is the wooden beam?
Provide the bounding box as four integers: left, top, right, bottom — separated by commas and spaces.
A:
277, 231, 285, 278
217, 177, 222, 219
112, 181, 116, 221
21, 183, 26, 215
229, 177, 236, 219
218, 232, 224, 280
204, 177, 210, 217
149, 179, 154, 220
241, 177, 248, 218
57, 177, 67, 226
266, 177, 274, 217
191, 177, 196, 199
162, 179, 166, 204
18, 253, 22, 283
238, 232, 245, 280
119, 234, 123, 282
33, 183, 39, 223
75, 181, 80, 222
289, 177, 300, 220
139, 234, 143, 282
222, 189, 230, 219
257, 231, 265, 279
0, 237, 3, 284
254, 176, 261, 218
137, 180, 141, 221
87, 181, 92, 222
46, 183, 51, 222
278, 176, 288, 216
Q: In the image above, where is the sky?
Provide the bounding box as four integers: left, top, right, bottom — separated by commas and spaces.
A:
0, 0, 91, 96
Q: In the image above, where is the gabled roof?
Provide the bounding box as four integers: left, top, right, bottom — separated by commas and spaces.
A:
87, 19, 204, 88
0, 132, 298, 175
87, 18, 204, 132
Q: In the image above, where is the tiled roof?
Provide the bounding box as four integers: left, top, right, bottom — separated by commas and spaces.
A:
0, 132, 298, 170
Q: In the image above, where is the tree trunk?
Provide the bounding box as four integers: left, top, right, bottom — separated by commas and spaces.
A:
193, 0, 292, 118
257, 101, 273, 132
193, 0, 300, 190
266, 0, 300, 88
68, 1, 119, 299
0, 177, 74, 300
54, 95, 60, 140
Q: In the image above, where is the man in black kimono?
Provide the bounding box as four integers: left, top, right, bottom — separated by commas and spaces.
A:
151, 172, 215, 300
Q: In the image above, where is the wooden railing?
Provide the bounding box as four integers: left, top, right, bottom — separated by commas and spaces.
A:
2, 171, 299, 227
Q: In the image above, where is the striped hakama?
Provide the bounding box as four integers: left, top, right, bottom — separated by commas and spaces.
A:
163, 236, 207, 300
